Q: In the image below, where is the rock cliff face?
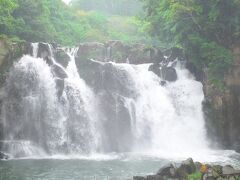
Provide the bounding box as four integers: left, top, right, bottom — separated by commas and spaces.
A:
0, 39, 32, 141
191, 45, 240, 152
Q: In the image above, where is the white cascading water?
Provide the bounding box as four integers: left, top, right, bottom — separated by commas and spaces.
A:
1, 44, 101, 157
0, 43, 223, 161
102, 62, 210, 159
1, 55, 60, 157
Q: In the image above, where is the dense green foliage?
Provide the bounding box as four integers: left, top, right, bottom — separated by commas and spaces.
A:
0, 0, 87, 44
1, 0, 238, 86
0, 0, 149, 45
142, 0, 240, 87
71, 0, 142, 16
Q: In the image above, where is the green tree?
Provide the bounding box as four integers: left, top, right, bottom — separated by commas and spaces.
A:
0, 0, 17, 36
142, 0, 240, 87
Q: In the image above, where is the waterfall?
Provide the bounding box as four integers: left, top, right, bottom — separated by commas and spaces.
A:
0, 45, 101, 157
0, 43, 210, 159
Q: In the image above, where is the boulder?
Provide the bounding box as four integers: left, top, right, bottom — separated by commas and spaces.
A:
0, 152, 9, 160
52, 64, 68, 79
222, 165, 236, 175
148, 64, 161, 77
74, 58, 104, 90
55, 49, 71, 68
133, 176, 147, 180
133, 175, 164, 180
164, 47, 185, 62
145, 175, 164, 180
105, 40, 128, 63
148, 64, 177, 82
37, 42, 53, 65
157, 164, 176, 177
161, 66, 177, 82
77, 42, 105, 62
176, 158, 196, 178
38, 43, 51, 59
150, 48, 165, 64
209, 165, 223, 178
127, 44, 152, 64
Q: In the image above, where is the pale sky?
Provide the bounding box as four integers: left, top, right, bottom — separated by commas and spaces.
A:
62, 0, 71, 5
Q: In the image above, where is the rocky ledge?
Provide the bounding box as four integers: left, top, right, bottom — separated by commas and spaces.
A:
0, 151, 9, 160
133, 158, 240, 180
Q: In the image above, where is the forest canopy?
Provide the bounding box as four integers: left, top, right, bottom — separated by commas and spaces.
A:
0, 0, 239, 86
0, 0, 149, 45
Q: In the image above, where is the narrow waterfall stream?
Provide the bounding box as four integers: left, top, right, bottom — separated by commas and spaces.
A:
0, 43, 239, 179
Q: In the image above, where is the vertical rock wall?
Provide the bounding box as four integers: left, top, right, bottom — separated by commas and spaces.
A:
202, 45, 240, 152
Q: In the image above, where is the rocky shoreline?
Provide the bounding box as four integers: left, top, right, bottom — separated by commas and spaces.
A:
133, 158, 240, 180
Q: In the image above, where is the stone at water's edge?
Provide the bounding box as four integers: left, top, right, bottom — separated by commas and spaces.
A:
156, 163, 176, 177
133, 158, 240, 180
0, 152, 8, 160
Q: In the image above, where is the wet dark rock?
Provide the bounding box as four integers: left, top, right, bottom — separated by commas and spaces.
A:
38, 43, 51, 59
150, 48, 165, 64
164, 47, 185, 62
133, 175, 163, 180
211, 165, 223, 178
146, 175, 164, 180
148, 64, 177, 82
134, 158, 240, 180
182, 158, 196, 173
77, 42, 105, 62
127, 44, 152, 64
105, 40, 128, 63
160, 81, 167, 86
75, 58, 104, 90
55, 49, 71, 68
37, 43, 54, 65
222, 165, 235, 175
157, 164, 176, 177
75, 41, 166, 64
148, 64, 161, 77
55, 78, 64, 98
161, 66, 177, 82
52, 64, 68, 79
133, 176, 147, 180
0, 152, 8, 160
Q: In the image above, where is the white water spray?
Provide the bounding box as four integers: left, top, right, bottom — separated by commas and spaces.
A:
1, 43, 234, 162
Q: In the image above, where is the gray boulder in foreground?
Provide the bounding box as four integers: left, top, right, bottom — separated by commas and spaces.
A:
133, 158, 240, 180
